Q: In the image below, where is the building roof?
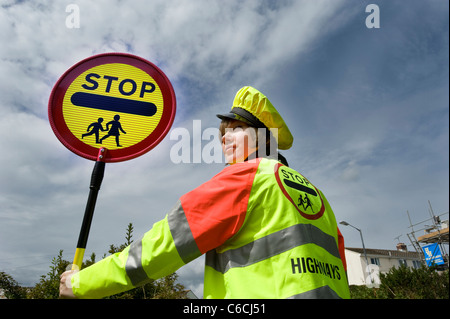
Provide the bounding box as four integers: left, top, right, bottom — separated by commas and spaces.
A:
345, 247, 421, 259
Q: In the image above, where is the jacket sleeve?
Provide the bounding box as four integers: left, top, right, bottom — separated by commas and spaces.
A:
337, 227, 347, 271
71, 215, 186, 299
71, 162, 258, 299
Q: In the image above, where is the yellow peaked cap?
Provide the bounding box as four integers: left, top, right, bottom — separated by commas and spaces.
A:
231, 86, 293, 150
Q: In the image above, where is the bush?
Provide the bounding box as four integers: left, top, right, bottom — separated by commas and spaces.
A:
350, 265, 449, 299
0, 271, 27, 299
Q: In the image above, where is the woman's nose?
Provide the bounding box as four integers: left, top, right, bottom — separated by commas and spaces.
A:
222, 131, 232, 144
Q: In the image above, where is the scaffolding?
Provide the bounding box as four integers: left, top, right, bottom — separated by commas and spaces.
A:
406, 201, 449, 269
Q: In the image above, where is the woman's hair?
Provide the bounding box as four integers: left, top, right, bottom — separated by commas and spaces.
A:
219, 119, 289, 166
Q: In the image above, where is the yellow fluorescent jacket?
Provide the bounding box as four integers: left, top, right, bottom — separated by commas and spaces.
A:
72, 158, 350, 299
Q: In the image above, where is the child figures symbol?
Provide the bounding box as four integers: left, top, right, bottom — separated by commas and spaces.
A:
82, 115, 126, 147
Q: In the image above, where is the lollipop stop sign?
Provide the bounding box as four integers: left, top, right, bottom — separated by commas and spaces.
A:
49, 53, 176, 269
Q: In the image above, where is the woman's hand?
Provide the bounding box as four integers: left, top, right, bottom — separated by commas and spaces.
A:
59, 270, 77, 299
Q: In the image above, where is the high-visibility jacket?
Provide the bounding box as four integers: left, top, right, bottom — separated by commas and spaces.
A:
71, 158, 350, 299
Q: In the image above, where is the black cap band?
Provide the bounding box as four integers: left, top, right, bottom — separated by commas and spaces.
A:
231, 107, 266, 128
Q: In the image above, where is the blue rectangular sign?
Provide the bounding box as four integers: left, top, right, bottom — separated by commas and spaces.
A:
422, 243, 445, 266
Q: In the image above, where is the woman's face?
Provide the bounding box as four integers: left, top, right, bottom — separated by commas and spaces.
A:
221, 120, 258, 164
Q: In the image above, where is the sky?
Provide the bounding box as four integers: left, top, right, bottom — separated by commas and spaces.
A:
0, 0, 448, 298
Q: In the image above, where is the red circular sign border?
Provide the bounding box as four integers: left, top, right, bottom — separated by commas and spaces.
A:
48, 53, 176, 163
274, 163, 325, 220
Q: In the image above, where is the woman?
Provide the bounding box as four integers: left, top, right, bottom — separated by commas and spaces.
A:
60, 86, 350, 299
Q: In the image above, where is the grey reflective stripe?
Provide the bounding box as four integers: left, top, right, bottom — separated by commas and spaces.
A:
125, 239, 149, 286
206, 223, 340, 274
288, 285, 342, 299
167, 200, 201, 264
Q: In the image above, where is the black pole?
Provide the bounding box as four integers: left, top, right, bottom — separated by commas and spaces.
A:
72, 148, 106, 270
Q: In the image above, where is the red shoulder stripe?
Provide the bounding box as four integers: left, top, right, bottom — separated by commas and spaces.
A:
180, 160, 260, 253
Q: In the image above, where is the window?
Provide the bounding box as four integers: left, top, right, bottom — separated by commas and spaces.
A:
412, 260, 422, 269
398, 259, 407, 267
370, 257, 380, 266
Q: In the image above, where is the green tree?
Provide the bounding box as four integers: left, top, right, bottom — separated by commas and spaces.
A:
107, 222, 134, 256
0, 271, 27, 299
379, 265, 449, 299
152, 272, 188, 299
28, 250, 69, 299
350, 265, 449, 299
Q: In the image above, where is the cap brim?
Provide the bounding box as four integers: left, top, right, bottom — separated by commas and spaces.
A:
216, 112, 255, 126
216, 112, 237, 121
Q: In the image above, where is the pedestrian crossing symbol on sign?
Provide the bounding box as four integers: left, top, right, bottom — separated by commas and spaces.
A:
64, 63, 163, 150
49, 53, 176, 162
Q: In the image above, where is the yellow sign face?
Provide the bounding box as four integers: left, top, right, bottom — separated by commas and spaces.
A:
62, 63, 164, 150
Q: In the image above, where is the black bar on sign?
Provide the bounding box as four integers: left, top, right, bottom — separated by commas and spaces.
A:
71, 92, 157, 116
284, 179, 318, 196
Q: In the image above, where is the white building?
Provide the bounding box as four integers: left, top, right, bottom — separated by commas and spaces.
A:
344, 243, 423, 286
